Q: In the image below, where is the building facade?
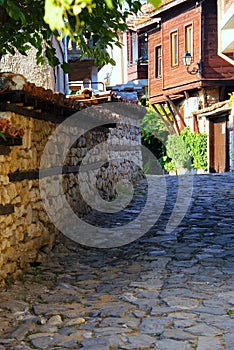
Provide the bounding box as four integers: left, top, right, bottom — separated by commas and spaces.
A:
146, 0, 234, 172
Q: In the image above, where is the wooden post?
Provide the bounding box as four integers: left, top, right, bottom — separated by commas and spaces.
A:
165, 95, 186, 129
165, 100, 180, 135
193, 114, 200, 133
159, 103, 176, 135
151, 104, 174, 135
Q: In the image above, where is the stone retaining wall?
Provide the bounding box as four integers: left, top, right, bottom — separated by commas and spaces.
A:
0, 104, 144, 283
0, 111, 58, 282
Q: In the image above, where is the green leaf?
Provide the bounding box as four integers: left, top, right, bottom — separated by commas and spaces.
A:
227, 310, 234, 315
6, 0, 26, 23
104, 0, 113, 8
0, 131, 6, 141
149, 0, 161, 8
61, 62, 70, 73
6, 44, 15, 55
44, 0, 65, 32
109, 58, 116, 66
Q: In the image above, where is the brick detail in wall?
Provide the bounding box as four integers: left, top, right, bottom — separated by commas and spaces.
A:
0, 145, 10, 155
0, 204, 15, 215
8, 170, 39, 182
0, 136, 22, 146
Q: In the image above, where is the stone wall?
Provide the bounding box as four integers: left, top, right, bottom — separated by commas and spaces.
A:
0, 47, 55, 91
0, 111, 58, 282
0, 104, 143, 283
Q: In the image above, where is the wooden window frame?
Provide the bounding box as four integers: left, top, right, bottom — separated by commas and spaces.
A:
127, 31, 132, 64
155, 45, 162, 78
131, 32, 138, 63
170, 30, 178, 67
185, 24, 193, 57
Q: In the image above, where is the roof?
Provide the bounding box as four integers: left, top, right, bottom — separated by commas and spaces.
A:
127, 1, 190, 31
150, 0, 189, 17
193, 100, 231, 117
127, 2, 156, 30
0, 73, 145, 125
0, 72, 114, 121
0, 72, 82, 112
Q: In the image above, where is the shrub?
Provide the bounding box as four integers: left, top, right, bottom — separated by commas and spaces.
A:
180, 127, 208, 170
166, 134, 192, 169
161, 127, 208, 173
140, 106, 168, 160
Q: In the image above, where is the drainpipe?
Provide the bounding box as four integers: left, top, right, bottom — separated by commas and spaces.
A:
63, 35, 69, 96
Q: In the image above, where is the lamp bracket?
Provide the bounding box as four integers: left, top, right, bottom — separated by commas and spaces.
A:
186, 60, 202, 75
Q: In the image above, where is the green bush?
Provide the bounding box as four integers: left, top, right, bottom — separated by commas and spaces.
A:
180, 127, 208, 170
140, 106, 168, 161
166, 134, 192, 169
159, 155, 176, 173
162, 127, 208, 172
140, 106, 208, 173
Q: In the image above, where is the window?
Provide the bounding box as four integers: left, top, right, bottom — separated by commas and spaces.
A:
185, 24, 193, 56
155, 45, 162, 78
170, 31, 178, 66
127, 31, 138, 64
139, 33, 148, 62
132, 32, 138, 63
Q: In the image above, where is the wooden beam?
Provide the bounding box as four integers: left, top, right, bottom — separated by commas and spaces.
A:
165, 95, 186, 129
193, 114, 200, 133
202, 88, 208, 108
159, 103, 176, 135
151, 104, 173, 135
165, 101, 180, 135
0, 204, 14, 215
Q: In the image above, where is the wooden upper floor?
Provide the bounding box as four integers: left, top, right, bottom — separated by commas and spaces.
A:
126, 3, 160, 82
147, 0, 234, 104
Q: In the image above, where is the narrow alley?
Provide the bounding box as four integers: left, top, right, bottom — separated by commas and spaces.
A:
0, 173, 233, 350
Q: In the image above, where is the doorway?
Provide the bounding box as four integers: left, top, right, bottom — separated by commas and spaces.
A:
209, 116, 229, 173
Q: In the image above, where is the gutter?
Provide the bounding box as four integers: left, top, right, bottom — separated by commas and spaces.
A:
135, 17, 161, 30
150, 0, 189, 17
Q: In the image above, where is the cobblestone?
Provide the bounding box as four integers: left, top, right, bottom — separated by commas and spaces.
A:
0, 173, 234, 349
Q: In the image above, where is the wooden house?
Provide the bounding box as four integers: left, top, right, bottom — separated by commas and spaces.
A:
126, 3, 159, 90
144, 0, 234, 172
65, 38, 102, 93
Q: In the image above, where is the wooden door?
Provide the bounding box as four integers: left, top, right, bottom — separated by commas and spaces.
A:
209, 116, 228, 173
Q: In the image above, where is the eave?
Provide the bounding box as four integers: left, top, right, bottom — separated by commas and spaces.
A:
150, 0, 189, 18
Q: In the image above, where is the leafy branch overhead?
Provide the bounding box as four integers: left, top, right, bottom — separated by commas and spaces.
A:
0, 0, 161, 67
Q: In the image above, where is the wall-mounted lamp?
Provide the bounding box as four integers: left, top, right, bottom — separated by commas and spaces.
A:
182, 51, 202, 75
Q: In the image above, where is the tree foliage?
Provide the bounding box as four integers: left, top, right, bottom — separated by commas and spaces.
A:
0, 0, 161, 68
140, 105, 168, 160
0, 0, 60, 66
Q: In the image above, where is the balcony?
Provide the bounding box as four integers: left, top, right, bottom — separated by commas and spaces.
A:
66, 39, 100, 82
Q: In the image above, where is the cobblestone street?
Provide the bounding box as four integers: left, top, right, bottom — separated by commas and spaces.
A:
0, 173, 233, 350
